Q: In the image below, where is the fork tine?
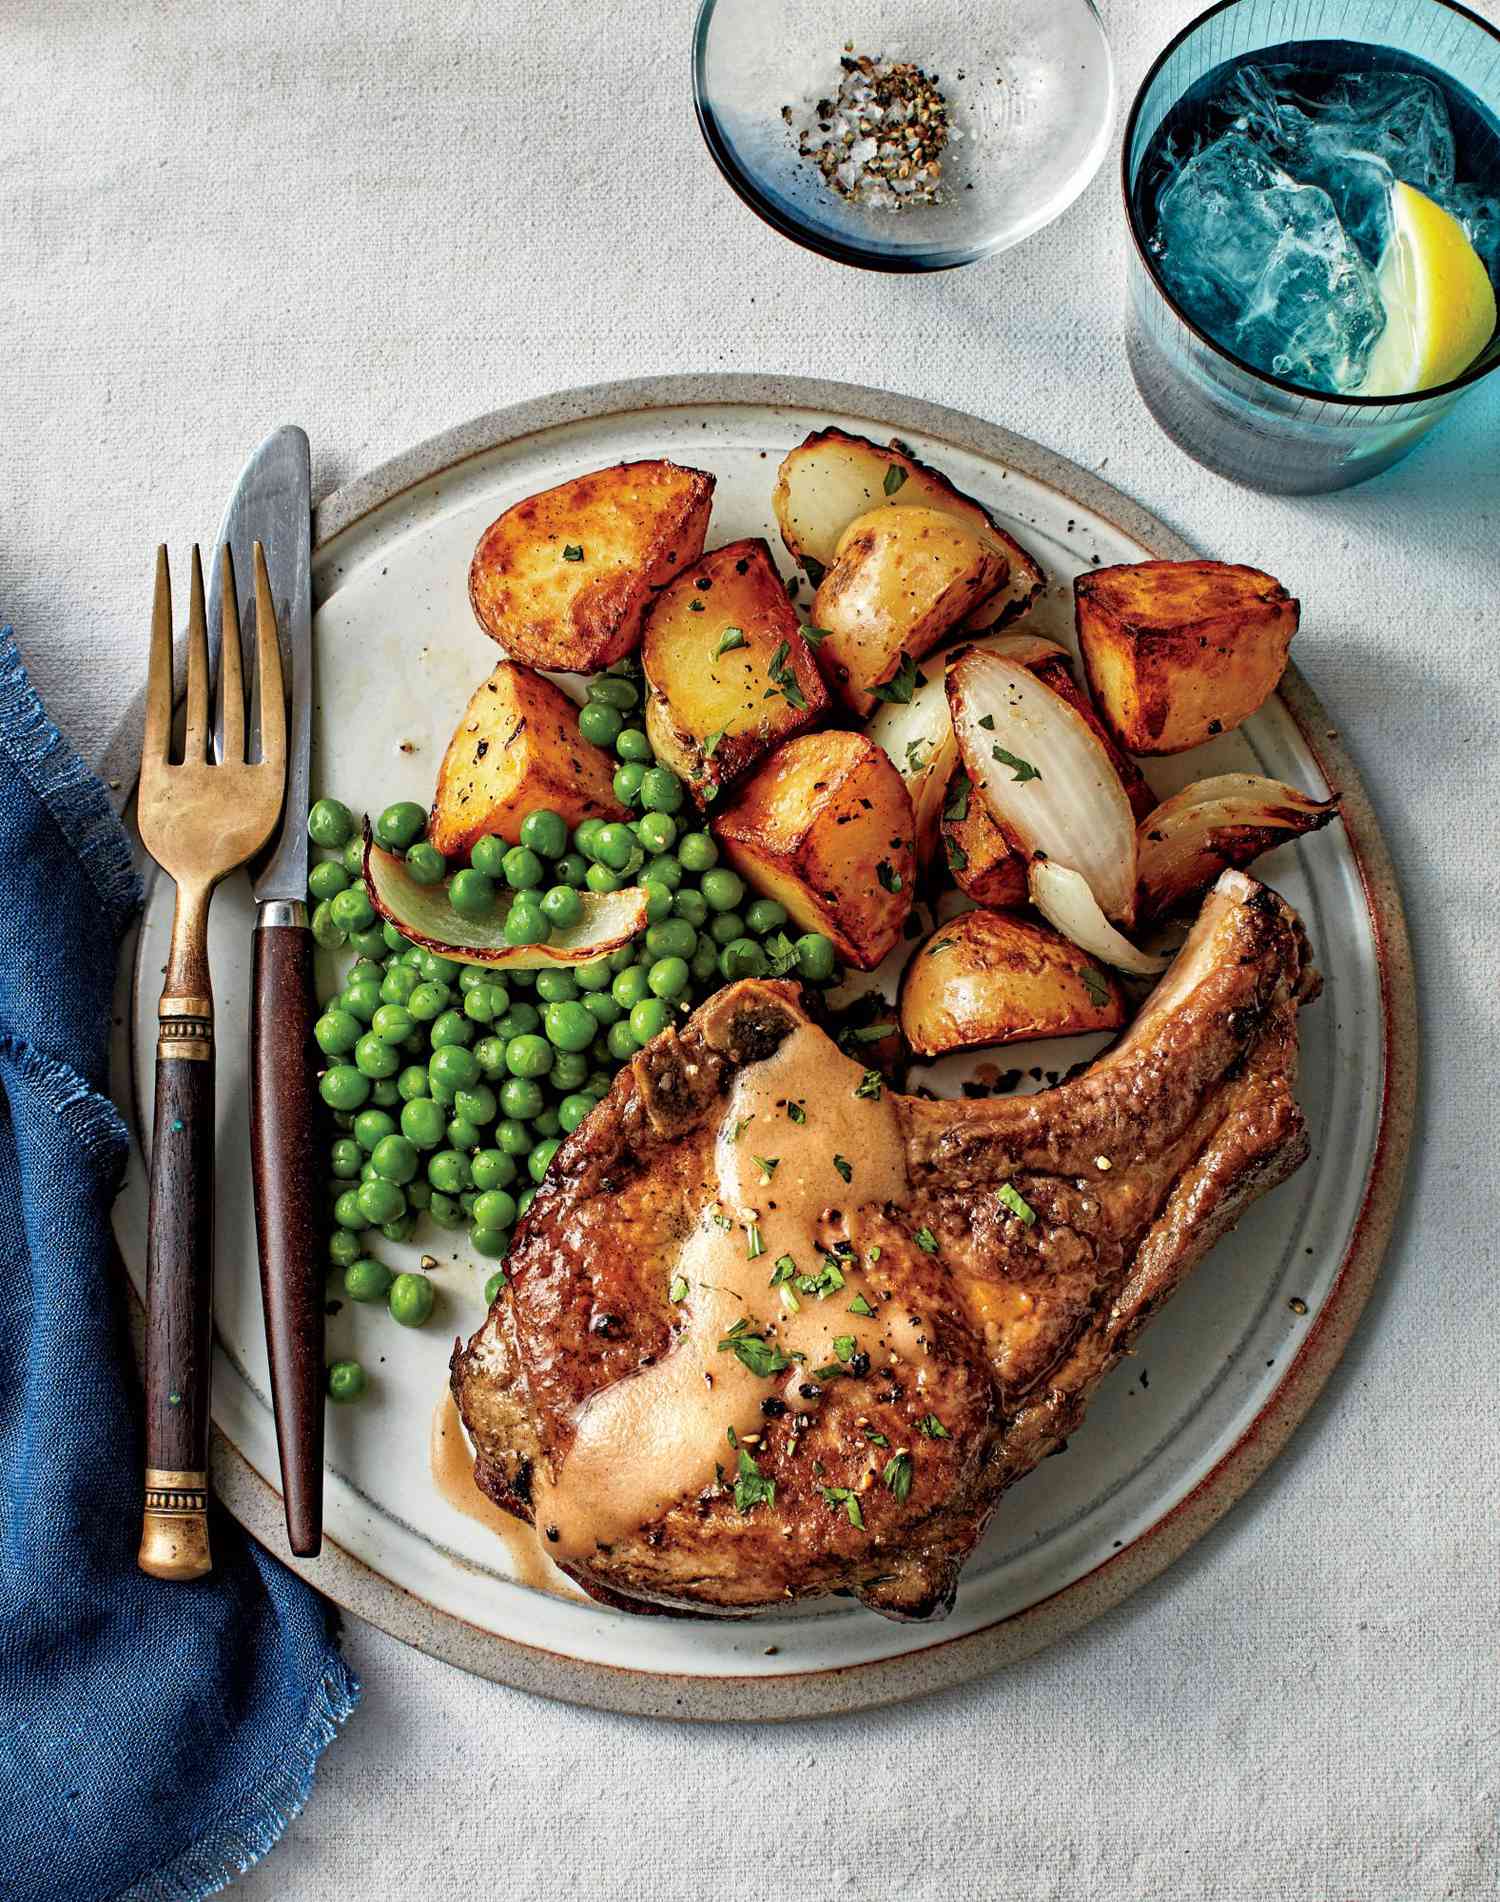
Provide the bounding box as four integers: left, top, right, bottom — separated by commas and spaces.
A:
183, 545, 210, 761
252, 542, 286, 773
143, 546, 174, 765
217, 545, 247, 763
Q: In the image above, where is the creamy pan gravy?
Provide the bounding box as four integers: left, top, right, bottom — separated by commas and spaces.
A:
429, 1393, 573, 1597
533, 1026, 916, 1562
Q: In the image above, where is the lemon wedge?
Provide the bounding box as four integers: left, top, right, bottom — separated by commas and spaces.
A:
1357, 180, 1497, 396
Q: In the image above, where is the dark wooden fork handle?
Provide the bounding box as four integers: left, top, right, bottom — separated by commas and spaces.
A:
138, 997, 215, 1580
250, 905, 325, 1557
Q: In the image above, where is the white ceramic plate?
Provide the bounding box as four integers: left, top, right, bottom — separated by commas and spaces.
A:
110, 377, 1413, 1720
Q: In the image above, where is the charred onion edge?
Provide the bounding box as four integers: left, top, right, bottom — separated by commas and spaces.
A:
1136, 775, 1342, 919
1028, 860, 1171, 975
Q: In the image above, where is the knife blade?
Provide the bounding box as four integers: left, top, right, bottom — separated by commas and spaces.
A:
210, 426, 324, 1558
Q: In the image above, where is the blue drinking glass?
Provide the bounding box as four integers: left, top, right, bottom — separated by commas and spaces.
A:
1122, 0, 1500, 493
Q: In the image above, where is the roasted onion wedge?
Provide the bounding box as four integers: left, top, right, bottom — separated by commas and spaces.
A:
1028, 861, 1170, 975
1138, 774, 1341, 919
364, 837, 647, 968
948, 647, 1139, 925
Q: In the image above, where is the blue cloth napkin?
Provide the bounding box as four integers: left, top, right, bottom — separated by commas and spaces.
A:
0, 629, 359, 1902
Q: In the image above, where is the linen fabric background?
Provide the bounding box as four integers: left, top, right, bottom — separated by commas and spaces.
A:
3, 2, 1497, 1897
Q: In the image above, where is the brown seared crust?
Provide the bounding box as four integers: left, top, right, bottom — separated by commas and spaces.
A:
452, 875, 1318, 1623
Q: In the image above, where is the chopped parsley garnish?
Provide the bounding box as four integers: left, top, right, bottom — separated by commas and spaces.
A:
1080, 964, 1111, 1008
914, 1225, 939, 1254
821, 1485, 865, 1527
848, 1292, 875, 1318
763, 931, 800, 977
733, 1448, 776, 1514
944, 837, 969, 873
882, 463, 908, 496
729, 1117, 750, 1142
854, 1069, 882, 1101
867, 1245, 881, 1263
668, 1275, 688, 1304
767, 640, 808, 710
714, 626, 747, 659
799, 621, 828, 646
786, 1100, 807, 1124
883, 1452, 913, 1502
745, 1223, 766, 1259
687, 598, 705, 613
832, 1334, 856, 1363
869, 651, 919, 705
561, 543, 584, 562
904, 738, 932, 773
811, 1361, 849, 1381
926, 936, 955, 957
770, 1255, 798, 1285
711, 1209, 733, 1230
917, 1413, 950, 1439
832, 1154, 853, 1184
862, 1425, 890, 1447
717, 1328, 790, 1378
991, 743, 1042, 783
798, 1258, 844, 1299
944, 771, 971, 822
848, 1022, 895, 1044
876, 859, 903, 894
703, 728, 725, 759
751, 1155, 780, 1181
997, 1182, 1037, 1225
977, 713, 995, 731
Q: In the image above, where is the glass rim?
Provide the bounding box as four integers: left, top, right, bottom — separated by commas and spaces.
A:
1119, 0, 1500, 410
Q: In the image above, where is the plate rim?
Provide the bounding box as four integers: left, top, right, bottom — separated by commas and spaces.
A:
118, 373, 1416, 1721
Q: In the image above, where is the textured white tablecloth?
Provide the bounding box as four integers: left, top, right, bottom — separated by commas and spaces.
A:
5, 2, 1498, 1896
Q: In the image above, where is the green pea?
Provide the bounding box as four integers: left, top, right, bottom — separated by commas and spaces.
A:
549, 1048, 589, 1090
406, 1179, 432, 1210
462, 982, 498, 1025
470, 1224, 511, 1260
428, 1149, 472, 1195
646, 918, 697, 960
471, 1148, 518, 1192
348, 923, 389, 961
541, 884, 583, 929
400, 1096, 447, 1149
308, 859, 351, 902
677, 830, 718, 873
584, 990, 622, 1030
578, 701, 622, 748
329, 885, 375, 934
381, 963, 420, 1005
315, 1009, 361, 1058
629, 996, 671, 1044
611, 965, 649, 1011
349, 957, 385, 986
381, 1210, 418, 1243
483, 1271, 507, 1303
396, 1064, 431, 1103
371, 1133, 419, 1184
407, 981, 449, 1022
383, 922, 410, 952
471, 1188, 518, 1232
428, 1190, 465, 1231
745, 897, 789, 934
405, 841, 447, 885
612, 762, 645, 808
585, 862, 627, 895
327, 1358, 368, 1403
690, 939, 720, 983
473, 1035, 508, 1079
329, 1227, 362, 1267
369, 1003, 414, 1046
617, 725, 655, 764
429, 1044, 480, 1093
332, 1189, 365, 1232
496, 1002, 541, 1039
795, 932, 836, 983
636, 810, 678, 855
341, 835, 366, 877
493, 845, 539, 892
519, 808, 569, 858
369, 1078, 401, 1107
330, 1137, 363, 1179
356, 1177, 405, 1226
505, 966, 536, 989
648, 955, 690, 1000
555, 851, 590, 889
344, 1257, 394, 1303
572, 817, 606, 862
499, 1075, 545, 1121
495, 1118, 533, 1157
574, 958, 612, 993
502, 894, 548, 946
640, 766, 685, 814
672, 888, 709, 929
535, 969, 578, 1004
719, 937, 767, 981
428, 1075, 456, 1108
454, 1085, 498, 1129
310, 901, 347, 950
446, 1117, 481, 1152
517, 1187, 537, 1218
701, 867, 745, 911
430, 1009, 476, 1050
537, 1000, 590, 1053
709, 911, 745, 947
592, 823, 641, 873
643, 853, 683, 892
636, 881, 670, 925
558, 1092, 595, 1134
388, 1272, 435, 1328
308, 797, 355, 848
449, 868, 495, 919
505, 1033, 554, 1079
320, 1065, 369, 1112
588, 675, 639, 711
532, 1106, 561, 1139
353, 1033, 400, 1080
469, 835, 508, 879
457, 963, 490, 993
529, 1137, 562, 1183
420, 950, 462, 983
374, 801, 426, 850
606, 1020, 640, 1061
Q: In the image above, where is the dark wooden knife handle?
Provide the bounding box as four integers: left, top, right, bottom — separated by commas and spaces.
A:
139, 1005, 215, 1580
250, 908, 325, 1557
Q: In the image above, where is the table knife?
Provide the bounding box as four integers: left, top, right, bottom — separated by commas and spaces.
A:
209, 426, 322, 1557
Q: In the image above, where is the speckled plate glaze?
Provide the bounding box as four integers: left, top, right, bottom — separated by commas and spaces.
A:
109, 375, 1414, 1721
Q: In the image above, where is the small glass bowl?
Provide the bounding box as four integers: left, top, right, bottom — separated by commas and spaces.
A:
693, 0, 1115, 271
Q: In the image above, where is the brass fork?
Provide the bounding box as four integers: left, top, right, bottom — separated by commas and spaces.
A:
136, 543, 286, 1580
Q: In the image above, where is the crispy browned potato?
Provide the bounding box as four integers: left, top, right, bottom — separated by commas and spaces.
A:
429, 660, 625, 858
811, 507, 1007, 717
938, 771, 1029, 908
711, 731, 915, 970
1075, 560, 1298, 756
469, 460, 715, 672
642, 538, 828, 807
899, 910, 1125, 1056
772, 427, 1044, 629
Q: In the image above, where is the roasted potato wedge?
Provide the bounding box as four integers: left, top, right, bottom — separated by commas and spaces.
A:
939, 771, 1028, 908
1076, 560, 1298, 756
469, 460, 715, 672
641, 538, 828, 807
811, 507, 1007, 716
772, 427, 1044, 628
429, 660, 625, 858
899, 910, 1125, 1056
711, 731, 915, 970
